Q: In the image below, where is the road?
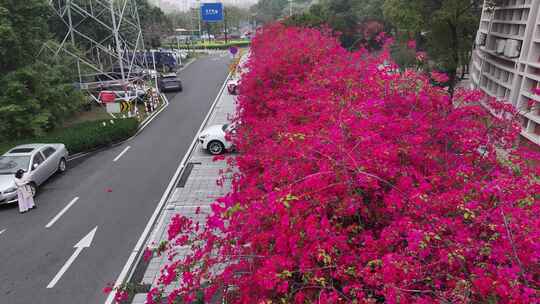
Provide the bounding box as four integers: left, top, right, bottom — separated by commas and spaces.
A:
0, 53, 231, 304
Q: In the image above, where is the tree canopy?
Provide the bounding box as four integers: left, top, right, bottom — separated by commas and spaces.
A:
0, 0, 83, 141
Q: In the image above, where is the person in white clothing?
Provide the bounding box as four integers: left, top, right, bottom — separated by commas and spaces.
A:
14, 169, 35, 213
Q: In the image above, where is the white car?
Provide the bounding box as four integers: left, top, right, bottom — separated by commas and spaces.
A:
198, 124, 235, 155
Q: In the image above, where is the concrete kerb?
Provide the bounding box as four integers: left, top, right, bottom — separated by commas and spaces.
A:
67, 91, 170, 162
104, 70, 232, 304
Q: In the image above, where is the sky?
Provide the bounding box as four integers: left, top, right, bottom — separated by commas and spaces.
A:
151, 0, 258, 12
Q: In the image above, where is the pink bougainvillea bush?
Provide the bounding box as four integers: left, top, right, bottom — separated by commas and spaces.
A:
146, 25, 540, 304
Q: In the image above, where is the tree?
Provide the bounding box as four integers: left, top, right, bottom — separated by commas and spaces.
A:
284, 0, 387, 49
139, 24, 540, 304
0, 0, 84, 140
251, 0, 289, 24
0, 0, 49, 74
284, 3, 326, 28
224, 6, 251, 32
383, 0, 503, 99
135, 0, 172, 48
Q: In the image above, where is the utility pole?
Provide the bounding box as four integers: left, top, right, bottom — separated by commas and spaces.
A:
289, 0, 292, 17
224, 6, 228, 44
66, 0, 82, 84
110, 0, 126, 84
197, 0, 202, 41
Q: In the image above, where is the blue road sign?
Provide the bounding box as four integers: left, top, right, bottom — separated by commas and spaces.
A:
201, 3, 224, 22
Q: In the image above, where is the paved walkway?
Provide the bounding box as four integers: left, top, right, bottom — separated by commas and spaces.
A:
132, 79, 236, 304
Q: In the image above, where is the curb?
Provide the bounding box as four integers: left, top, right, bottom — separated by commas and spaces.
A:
178, 57, 196, 72
67, 93, 170, 162
104, 69, 233, 304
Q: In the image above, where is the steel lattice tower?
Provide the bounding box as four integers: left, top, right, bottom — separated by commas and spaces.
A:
44, 0, 147, 89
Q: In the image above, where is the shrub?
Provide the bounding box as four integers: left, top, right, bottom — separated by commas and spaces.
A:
0, 118, 138, 155
176, 41, 251, 50
147, 25, 540, 304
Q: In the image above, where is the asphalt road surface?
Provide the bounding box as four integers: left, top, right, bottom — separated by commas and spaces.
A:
0, 54, 231, 304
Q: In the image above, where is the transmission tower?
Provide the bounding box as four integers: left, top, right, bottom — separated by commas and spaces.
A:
44, 0, 147, 90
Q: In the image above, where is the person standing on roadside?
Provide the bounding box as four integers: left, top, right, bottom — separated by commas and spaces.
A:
14, 169, 35, 213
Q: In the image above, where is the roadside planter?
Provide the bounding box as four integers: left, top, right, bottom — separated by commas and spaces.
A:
0, 118, 139, 156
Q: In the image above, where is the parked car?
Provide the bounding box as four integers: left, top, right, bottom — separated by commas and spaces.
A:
227, 78, 239, 95
198, 124, 235, 155
158, 73, 183, 92
0, 144, 69, 204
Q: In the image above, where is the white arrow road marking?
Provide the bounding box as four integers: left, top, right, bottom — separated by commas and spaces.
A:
47, 226, 98, 288
45, 197, 79, 229
113, 146, 130, 162
0, 229, 6, 235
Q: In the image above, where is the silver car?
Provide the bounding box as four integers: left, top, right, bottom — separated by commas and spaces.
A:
0, 144, 68, 204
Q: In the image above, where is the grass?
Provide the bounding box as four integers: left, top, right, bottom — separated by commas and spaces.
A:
63, 103, 111, 128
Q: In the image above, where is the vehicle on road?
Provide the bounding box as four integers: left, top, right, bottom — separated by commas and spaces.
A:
0, 144, 69, 204
158, 73, 183, 92
143, 69, 159, 79
198, 124, 235, 155
201, 34, 215, 40
227, 78, 239, 95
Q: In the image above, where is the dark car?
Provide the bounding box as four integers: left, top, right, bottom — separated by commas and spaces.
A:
158, 73, 183, 92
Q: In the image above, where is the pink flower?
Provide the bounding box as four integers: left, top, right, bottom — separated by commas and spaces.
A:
143, 247, 153, 262
431, 71, 450, 83
114, 290, 129, 302
407, 40, 417, 50
416, 51, 427, 62
102, 282, 114, 294
146, 24, 540, 304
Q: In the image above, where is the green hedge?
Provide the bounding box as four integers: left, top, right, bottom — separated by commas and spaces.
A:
0, 118, 139, 155
175, 41, 251, 50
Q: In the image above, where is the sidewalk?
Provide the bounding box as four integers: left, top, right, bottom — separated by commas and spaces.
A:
132, 81, 236, 304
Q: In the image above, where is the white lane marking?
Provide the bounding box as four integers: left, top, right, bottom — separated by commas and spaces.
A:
113, 146, 131, 162
104, 65, 233, 304
47, 226, 97, 288
45, 197, 79, 229
0, 229, 6, 235
68, 95, 170, 163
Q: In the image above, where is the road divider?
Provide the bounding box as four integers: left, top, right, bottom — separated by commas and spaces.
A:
113, 146, 131, 162
47, 226, 98, 288
45, 197, 80, 229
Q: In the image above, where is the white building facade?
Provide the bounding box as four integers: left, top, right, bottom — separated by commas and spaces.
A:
470, 0, 540, 146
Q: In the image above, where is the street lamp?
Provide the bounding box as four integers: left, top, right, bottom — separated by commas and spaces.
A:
151, 50, 159, 95
251, 13, 257, 32
197, 0, 202, 40
289, 0, 292, 17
